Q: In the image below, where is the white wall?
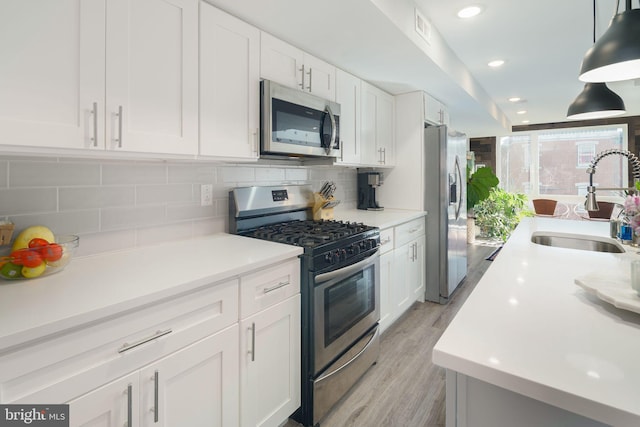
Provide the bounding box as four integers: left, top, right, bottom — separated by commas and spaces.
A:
0, 156, 357, 256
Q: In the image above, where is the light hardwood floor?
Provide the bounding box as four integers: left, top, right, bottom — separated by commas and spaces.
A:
285, 242, 498, 427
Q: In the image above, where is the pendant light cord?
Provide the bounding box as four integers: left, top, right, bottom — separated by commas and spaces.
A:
593, 0, 597, 44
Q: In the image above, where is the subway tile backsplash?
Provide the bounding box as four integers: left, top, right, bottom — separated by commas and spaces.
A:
0, 156, 357, 256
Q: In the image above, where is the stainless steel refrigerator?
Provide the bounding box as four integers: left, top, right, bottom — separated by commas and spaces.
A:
424, 125, 468, 303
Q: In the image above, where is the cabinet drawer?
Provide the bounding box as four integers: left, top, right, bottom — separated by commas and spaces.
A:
395, 217, 426, 247
0, 279, 239, 404
379, 228, 395, 254
240, 259, 300, 318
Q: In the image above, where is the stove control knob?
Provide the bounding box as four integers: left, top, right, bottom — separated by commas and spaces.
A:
324, 253, 336, 265
340, 249, 347, 261
348, 244, 360, 256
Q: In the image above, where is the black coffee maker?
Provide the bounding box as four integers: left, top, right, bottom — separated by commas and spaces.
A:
357, 171, 384, 211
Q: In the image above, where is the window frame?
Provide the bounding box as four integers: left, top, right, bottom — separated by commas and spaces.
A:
496, 124, 628, 204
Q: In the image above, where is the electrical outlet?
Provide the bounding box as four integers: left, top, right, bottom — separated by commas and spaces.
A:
200, 184, 213, 206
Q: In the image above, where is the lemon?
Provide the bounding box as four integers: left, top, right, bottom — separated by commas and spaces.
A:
22, 263, 47, 279
11, 225, 55, 251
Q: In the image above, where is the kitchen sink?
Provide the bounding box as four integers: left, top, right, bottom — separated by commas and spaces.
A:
530, 231, 625, 253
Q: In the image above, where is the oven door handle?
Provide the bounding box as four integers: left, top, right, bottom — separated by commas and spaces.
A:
315, 326, 379, 383
315, 250, 379, 285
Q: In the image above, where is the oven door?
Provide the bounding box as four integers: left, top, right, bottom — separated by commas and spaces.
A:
261, 80, 340, 157
313, 250, 380, 374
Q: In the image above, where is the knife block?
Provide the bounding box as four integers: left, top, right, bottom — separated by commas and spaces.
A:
313, 193, 334, 221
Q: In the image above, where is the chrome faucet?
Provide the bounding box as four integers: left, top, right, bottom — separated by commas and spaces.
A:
585, 149, 640, 211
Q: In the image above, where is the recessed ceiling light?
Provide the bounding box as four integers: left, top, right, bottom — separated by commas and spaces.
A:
517, 110, 527, 115
457, 5, 483, 19
508, 97, 521, 102
488, 59, 505, 68
522, 120, 530, 124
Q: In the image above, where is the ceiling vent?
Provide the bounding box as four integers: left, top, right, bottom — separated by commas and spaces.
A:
415, 8, 432, 45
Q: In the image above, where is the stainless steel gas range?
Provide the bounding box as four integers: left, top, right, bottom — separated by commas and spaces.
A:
230, 185, 380, 427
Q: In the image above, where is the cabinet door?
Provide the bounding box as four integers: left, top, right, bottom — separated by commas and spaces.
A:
240, 295, 301, 427
303, 54, 336, 101
260, 32, 304, 90
423, 92, 442, 125
379, 250, 395, 334
200, 2, 259, 160
393, 243, 413, 317
140, 325, 240, 427
360, 82, 379, 166
376, 90, 395, 166
68, 371, 139, 427
411, 237, 426, 302
0, 0, 105, 150
335, 69, 361, 165
106, 0, 198, 155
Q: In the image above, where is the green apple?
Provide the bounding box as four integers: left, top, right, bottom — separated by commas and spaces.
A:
0, 262, 23, 279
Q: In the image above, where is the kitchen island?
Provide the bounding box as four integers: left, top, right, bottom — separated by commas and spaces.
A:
433, 217, 640, 427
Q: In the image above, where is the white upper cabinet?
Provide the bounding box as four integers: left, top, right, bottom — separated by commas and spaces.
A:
335, 69, 361, 165
0, 0, 105, 150
424, 92, 450, 126
260, 32, 336, 101
0, 0, 198, 156
199, 2, 260, 160
106, 0, 198, 155
360, 82, 395, 167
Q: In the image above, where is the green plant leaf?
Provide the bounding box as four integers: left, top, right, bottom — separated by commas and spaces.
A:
467, 166, 499, 210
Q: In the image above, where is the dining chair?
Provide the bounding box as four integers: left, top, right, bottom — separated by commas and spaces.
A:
587, 201, 615, 219
532, 199, 558, 216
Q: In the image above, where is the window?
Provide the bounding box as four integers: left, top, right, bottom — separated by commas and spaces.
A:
576, 142, 597, 168
498, 125, 627, 198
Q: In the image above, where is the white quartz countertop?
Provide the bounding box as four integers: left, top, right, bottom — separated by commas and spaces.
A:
334, 208, 426, 229
433, 217, 640, 426
0, 233, 302, 351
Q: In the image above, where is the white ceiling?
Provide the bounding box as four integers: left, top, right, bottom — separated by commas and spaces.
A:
204, 0, 639, 138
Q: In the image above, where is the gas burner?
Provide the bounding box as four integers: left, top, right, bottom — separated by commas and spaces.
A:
245, 220, 376, 248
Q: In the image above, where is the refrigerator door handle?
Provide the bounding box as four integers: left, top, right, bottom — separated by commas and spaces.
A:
448, 173, 457, 205
454, 156, 463, 220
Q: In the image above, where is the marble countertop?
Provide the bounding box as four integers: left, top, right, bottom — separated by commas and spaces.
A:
433, 217, 640, 426
0, 234, 303, 350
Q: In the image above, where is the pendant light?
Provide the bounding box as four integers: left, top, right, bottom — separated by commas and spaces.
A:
567, 82, 625, 119
567, 0, 626, 120
579, 0, 640, 82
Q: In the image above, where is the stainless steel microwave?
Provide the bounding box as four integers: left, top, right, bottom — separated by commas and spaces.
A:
261, 80, 340, 158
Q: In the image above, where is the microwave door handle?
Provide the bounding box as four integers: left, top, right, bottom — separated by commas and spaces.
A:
324, 105, 336, 154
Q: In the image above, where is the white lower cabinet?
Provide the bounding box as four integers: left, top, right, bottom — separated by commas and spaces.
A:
67, 371, 140, 427
240, 295, 301, 427
68, 325, 239, 427
378, 216, 426, 333
0, 257, 301, 427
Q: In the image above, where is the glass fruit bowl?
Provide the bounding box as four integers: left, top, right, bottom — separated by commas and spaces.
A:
0, 235, 79, 280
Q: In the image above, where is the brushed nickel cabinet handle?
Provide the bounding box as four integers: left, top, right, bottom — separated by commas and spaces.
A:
118, 328, 173, 353
299, 64, 305, 89
126, 383, 132, 427
263, 281, 289, 293
115, 105, 123, 148
153, 370, 159, 423
249, 322, 256, 362
91, 102, 98, 147
306, 68, 312, 92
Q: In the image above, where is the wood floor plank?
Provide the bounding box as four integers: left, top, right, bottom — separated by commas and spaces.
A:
285, 242, 497, 427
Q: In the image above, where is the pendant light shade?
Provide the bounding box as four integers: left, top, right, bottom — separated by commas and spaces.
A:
579, 6, 640, 82
566, 82, 626, 120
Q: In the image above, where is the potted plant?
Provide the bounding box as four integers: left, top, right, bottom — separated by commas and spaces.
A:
466, 166, 499, 243
473, 188, 533, 242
